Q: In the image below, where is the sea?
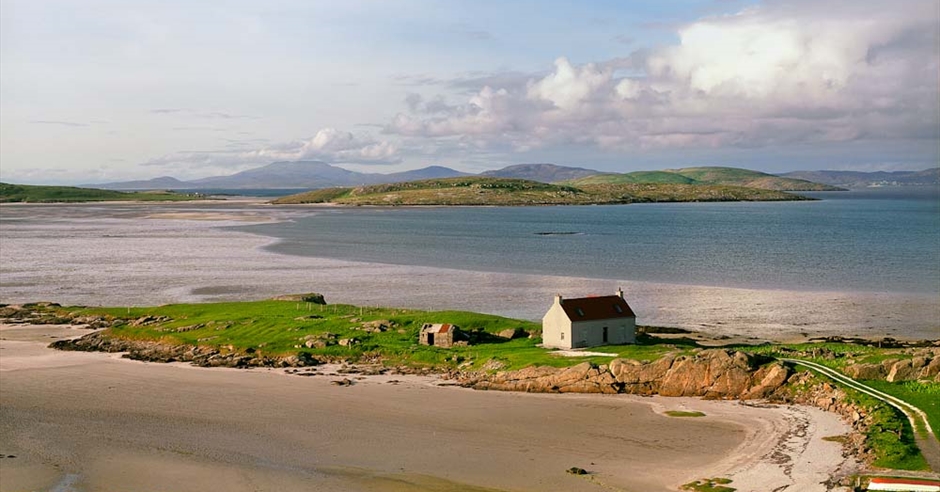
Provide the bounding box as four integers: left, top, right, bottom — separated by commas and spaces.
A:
240, 188, 940, 296
1, 187, 938, 339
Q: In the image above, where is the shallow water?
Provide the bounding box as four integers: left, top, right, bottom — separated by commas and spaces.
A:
0, 192, 937, 339
243, 188, 940, 295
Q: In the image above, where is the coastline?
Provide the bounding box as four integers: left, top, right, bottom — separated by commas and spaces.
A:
0, 323, 859, 491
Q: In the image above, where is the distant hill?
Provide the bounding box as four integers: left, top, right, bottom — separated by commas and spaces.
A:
780, 168, 940, 188
92, 176, 190, 191
480, 163, 600, 183
272, 176, 810, 206
88, 162, 843, 193
0, 182, 204, 203
663, 167, 843, 191
94, 161, 468, 190
566, 171, 697, 185
565, 167, 841, 191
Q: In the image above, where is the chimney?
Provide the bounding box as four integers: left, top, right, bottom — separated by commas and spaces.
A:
616, 287, 624, 299
554, 294, 563, 305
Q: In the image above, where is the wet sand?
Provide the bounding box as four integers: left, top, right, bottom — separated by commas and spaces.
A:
0, 202, 937, 340
0, 324, 856, 492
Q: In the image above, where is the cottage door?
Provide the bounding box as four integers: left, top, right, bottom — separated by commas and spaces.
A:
427, 333, 435, 345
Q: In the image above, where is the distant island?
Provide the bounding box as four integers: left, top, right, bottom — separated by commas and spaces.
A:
272, 177, 813, 206
781, 168, 940, 188
0, 182, 209, 203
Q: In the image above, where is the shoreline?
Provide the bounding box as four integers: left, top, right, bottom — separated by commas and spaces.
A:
0, 323, 860, 491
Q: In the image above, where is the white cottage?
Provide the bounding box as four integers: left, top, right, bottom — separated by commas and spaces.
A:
541, 288, 636, 349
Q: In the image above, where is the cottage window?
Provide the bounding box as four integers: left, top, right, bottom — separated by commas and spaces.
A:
560, 332, 564, 340
576, 308, 584, 317
614, 305, 623, 313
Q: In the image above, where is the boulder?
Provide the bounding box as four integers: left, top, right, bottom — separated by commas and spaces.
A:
886, 360, 917, 382
844, 363, 886, 380
497, 328, 528, 339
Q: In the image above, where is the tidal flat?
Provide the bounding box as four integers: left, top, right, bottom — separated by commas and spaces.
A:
0, 200, 937, 340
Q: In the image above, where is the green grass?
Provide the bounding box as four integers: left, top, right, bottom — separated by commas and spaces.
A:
863, 380, 940, 439
681, 478, 735, 492
0, 182, 205, 203
564, 166, 843, 191
665, 411, 707, 418
564, 171, 698, 185
67, 300, 682, 371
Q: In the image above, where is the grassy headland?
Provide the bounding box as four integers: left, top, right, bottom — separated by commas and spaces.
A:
564, 167, 844, 191
271, 176, 811, 205
0, 182, 207, 203
43, 299, 677, 371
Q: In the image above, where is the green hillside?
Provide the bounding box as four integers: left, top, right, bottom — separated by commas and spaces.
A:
272, 176, 810, 206
566, 171, 697, 185
0, 182, 205, 203
565, 166, 842, 191
665, 167, 843, 191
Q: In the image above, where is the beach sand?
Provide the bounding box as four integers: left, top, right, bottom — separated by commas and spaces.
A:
0, 202, 937, 340
0, 324, 857, 492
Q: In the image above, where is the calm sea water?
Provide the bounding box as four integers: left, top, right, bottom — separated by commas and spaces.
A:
239, 188, 940, 295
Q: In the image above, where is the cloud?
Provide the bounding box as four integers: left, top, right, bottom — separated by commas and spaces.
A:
141, 128, 400, 171
150, 108, 257, 119
29, 120, 89, 127
383, 0, 939, 155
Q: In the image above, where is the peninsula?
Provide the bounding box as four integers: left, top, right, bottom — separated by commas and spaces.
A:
0, 182, 207, 203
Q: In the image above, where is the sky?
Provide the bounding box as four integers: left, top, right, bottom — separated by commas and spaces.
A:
1, 0, 938, 184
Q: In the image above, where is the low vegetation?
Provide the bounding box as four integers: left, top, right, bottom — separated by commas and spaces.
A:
0, 182, 206, 203
680, 477, 735, 492
665, 410, 707, 418
272, 176, 810, 206
564, 166, 844, 191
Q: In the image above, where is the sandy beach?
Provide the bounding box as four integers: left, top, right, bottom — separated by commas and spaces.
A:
0, 324, 857, 492
1, 202, 937, 340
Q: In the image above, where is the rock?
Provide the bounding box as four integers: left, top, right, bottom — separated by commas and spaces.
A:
497, 328, 527, 339
360, 320, 393, 333
331, 378, 353, 386
566, 467, 588, 475
844, 363, 886, 380
338, 338, 359, 347
886, 360, 917, 382
922, 358, 940, 379
304, 339, 327, 349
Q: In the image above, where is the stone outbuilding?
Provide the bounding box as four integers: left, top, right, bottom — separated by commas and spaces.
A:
419, 323, 462, 348
541, 288, 636, 349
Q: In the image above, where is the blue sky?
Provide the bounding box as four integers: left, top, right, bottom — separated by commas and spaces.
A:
1, 0, 937, 184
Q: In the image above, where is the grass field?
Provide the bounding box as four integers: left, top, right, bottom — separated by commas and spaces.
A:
0, 182, 206, 203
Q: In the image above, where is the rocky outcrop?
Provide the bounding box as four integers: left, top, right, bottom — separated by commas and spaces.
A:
844, 354, 940, 382
467, 349, 791, 399
50, 331, 318, 368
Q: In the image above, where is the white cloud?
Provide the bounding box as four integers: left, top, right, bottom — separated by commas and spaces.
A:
141, 128, 400, 175
384, 0, 939, 155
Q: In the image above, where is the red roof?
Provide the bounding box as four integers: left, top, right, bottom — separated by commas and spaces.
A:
560, 295, 636, 321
